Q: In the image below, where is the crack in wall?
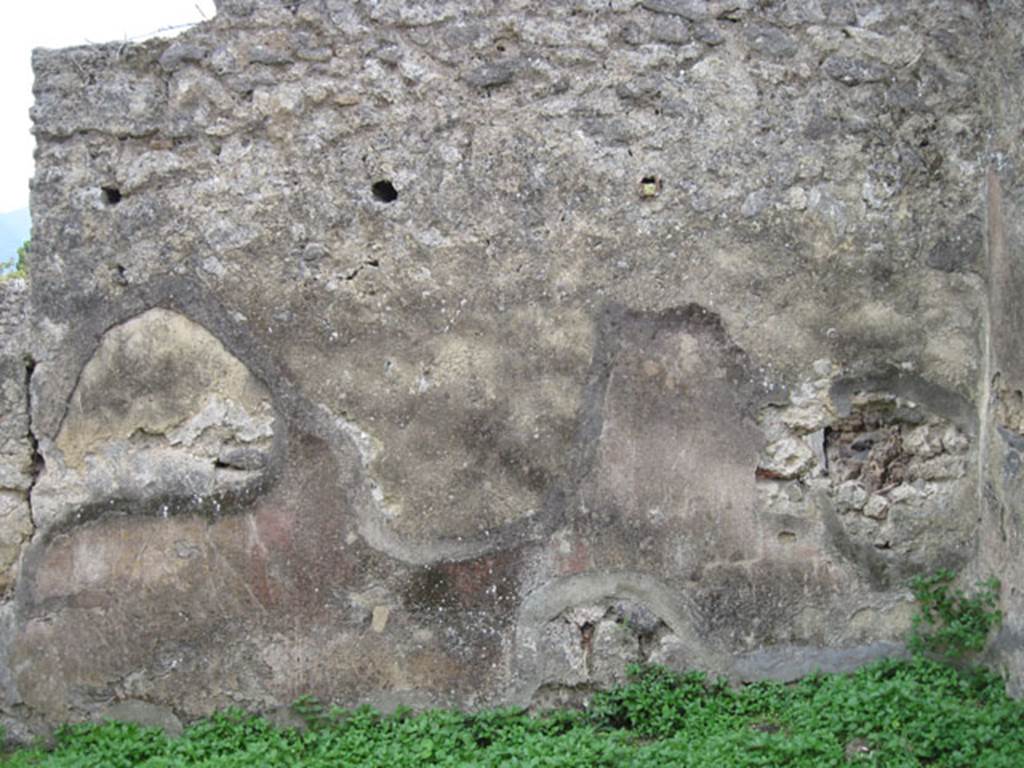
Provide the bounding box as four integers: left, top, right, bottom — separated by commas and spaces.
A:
342, 260, 380, 282
22, 356, 43, 534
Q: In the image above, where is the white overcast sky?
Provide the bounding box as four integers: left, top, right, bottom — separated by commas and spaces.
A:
0, 1, 218, 214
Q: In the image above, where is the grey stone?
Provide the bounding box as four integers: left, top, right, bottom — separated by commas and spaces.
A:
641, 0, 709, 21
296, 46, 333, 62
249, 46, 294, 66
374, 44, 404, 66
759, 438, 816, 480
213, 0, 255, 16
612, 601, 664, 637
462, 61, 519, 88
99, 700, 183, 737
0, 285, 33, 595
651, 18, 693, 46
822, 56, 891, 86
714, 1, 752, 19
590, 619, 641, 685
863, 495, 888, 521
835, 481, 868, 513
159, 43, 208, 72
745, 25, 798, 58
302, 242, 330, 262
822, 0, 857, 25
31, 48, 166, 138
620, 21, 648, 46
741, 189, 770, 218
616, 76, 664, 106
217, 447, 269, 471
694, 24, 725, 46
733, 643, 908, 683
210, 46, 240, 75
927, 218, 982, 273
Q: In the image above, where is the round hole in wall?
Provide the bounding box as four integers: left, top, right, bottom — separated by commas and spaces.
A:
101, 186, 122, 205
371, 180, 398, 203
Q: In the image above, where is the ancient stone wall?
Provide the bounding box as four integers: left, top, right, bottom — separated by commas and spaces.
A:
0, 0, 1020, 736
978, 0, 1024, 697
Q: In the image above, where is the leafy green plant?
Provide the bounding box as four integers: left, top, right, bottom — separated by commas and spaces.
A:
290, 694, 329, 730
908, 569, 1002, 662
15, 241, 28, 276
3, 658, 1024, 766
1, 241, 28, 280
0, 240, 27, 282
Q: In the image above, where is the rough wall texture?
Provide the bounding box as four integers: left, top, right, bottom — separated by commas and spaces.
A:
0, 0, 1021, 735
978, 0, 1024, 698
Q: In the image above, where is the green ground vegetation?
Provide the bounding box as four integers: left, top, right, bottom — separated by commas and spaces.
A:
1, 657, 1021, 767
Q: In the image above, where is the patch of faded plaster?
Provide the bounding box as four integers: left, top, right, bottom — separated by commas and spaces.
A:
31, 309, 277, 533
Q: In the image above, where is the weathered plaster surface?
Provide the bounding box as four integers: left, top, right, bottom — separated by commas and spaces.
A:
0, 0, 1020, 737
977, 0, 1024, 697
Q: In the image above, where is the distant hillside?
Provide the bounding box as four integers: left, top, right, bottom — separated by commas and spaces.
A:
0, 208, 30, 272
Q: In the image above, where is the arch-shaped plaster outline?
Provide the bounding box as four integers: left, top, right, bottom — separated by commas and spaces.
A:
29, 307, 283, 537
510, 571, 725, 706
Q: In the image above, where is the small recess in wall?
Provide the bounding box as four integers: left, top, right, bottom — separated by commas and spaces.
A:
101, 186, 122, 205
639, 176, 661, 198
371, 180, 398, 203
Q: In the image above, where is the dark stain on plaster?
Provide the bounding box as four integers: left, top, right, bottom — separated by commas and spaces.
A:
978, 479, 1008, 545
30, 303, 285, 533
568, 303, 764, 494
461, 407, 553, 495
694, 560, 838, 648
830, 368, 978, 435
400, 553, 522, 679
41, 477, 272, 543
37, 278, 324, 490
404, 549, 523, 615
927, 215, 982, 273
34, 276, 308, 441
1004, 445, 1022, 481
